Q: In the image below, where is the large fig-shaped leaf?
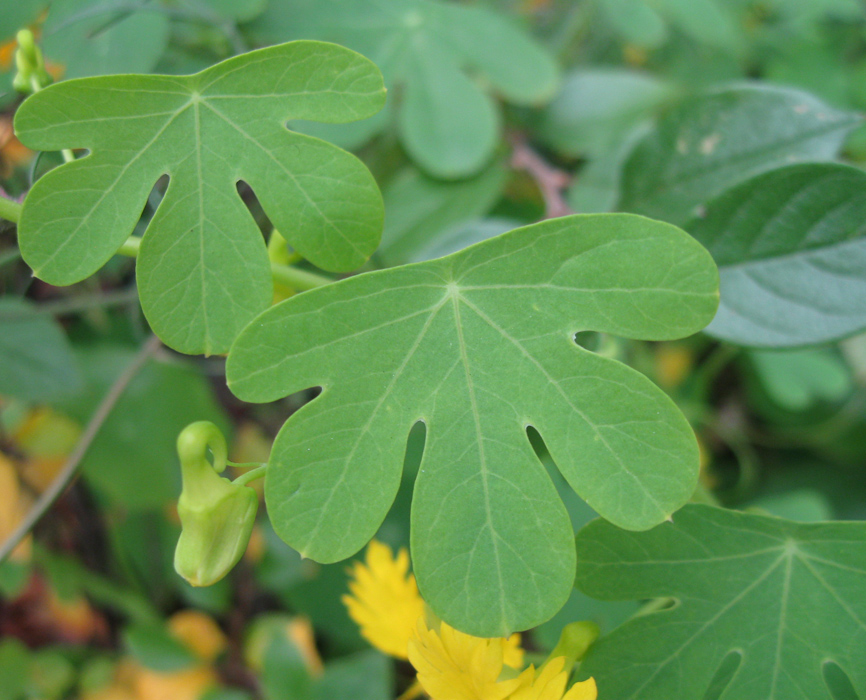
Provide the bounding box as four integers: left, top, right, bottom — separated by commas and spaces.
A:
15, 41, 386, 355
227, 214, 719, 636
576, 504, 866, 700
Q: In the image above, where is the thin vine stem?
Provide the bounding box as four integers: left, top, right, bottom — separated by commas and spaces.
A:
232, 465, 267, 487
0, 335, 162, 562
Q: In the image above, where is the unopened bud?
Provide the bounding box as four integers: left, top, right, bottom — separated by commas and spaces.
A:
174, 421, 258, 587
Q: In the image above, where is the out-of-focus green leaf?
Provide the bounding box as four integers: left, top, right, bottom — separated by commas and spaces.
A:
203, 0, 267, 22
15, 42, 386, 354
42, 0, 170, 79
251, 0, 558, 178
536, 68, 676, 158
314, 651, 392, 700
620, 85, 861, 225
689, 163, 866, 347
748, 348, 852, 410
567, 126, 649, 214
260, 628, 312, 700
124, 623, 199, 672
598, 0, 667, 48
59, 344, 229, 510
408, 218, 519, 263
599, 0, 741, 52
0, 639, 29, 700
575, 504, 866, 700
0, 298, 82, 402
0, 0, 45, 42
378, 161, 508, 265
751, 490, 834, 522
228, 214, 719, 636
27, 650, 75, 700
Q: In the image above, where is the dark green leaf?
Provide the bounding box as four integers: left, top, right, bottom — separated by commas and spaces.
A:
123, 624, 199, 672
15, 42, 386, 354
575, 504, 866, 700
314, 651, 392, 700
689, 163, 866, 346
748, 348, 852, 410
42, 0, 170, 79
0, 298, 82, 402
59, 344, 229, 510
227, 214, 718, 635
620, 86, 861, 225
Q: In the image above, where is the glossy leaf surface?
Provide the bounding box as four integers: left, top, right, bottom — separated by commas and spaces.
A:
227, 214, 719, 636
620, 85, 861, 225
576, 504, 866, 700
690, 163, 866, 346
15, 41, 385, 355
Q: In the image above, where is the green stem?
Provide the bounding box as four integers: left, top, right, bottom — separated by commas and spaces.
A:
0, 288, 140, 319
232, 465, 267, 487
117, 235, 333, 291
270, 262, 334, 291
117, 235, 141, 258
0, 197, 22, 224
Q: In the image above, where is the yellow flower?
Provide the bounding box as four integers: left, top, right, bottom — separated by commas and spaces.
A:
342, 540, 426, 659
509, 657, 597, 700
408, 618, 524, 700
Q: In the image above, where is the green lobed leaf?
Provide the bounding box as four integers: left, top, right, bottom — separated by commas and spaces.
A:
0, 298, 83, 402
535, 68, 676, 159
252, 0, 559, 178
227, 214, 719, 636
689, 163, 866, 347
575, 504, 866, 700
42, 0, 171, 79
378, 160, 508, 266
748, 348, 852, 411
15, 41, 386, 355
619, 85, 862, 225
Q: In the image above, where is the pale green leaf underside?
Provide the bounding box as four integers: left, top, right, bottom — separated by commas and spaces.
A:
690, 163, 866, 347
576, 504, 866, 700
15, 41, 386, 355
620, 85, 862, 226
227, 214, 719, 636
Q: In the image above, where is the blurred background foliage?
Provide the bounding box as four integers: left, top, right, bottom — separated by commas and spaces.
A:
2, 0, 866, 698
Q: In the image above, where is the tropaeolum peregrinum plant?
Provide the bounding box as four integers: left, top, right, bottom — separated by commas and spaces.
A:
575, 504, 866, 700
226, 213, 719, 636
14, 41, 385, 355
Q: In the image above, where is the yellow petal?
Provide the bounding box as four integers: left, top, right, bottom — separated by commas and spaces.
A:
563, 677, 597, 700
168, 611, 226, 663
408, 619, 522, 700
342, 540, 425, 659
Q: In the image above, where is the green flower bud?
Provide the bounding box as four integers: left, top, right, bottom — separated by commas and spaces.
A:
543, 620, 600, 673
174, 421, 258, 587
13, 30, 52, 94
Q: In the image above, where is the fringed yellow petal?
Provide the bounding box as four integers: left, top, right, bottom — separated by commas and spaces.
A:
408, 619, 522, 700
342, 540, 425, 659
508, 657, 597, 700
